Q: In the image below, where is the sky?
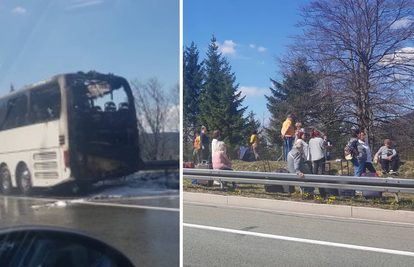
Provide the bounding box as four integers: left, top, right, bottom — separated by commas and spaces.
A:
184, 0, 312, 125
0, 0, 179, 95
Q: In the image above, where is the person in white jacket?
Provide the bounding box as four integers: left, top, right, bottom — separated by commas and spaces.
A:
296, 132, 312, 173
309, 130, 326, 174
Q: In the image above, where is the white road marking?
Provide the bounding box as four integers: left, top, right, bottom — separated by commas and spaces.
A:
184, 223, 414, 257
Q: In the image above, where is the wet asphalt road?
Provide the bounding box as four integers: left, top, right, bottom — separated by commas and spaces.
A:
0, 174, 180, 267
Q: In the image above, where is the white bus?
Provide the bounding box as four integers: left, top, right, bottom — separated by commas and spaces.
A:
0, 71, 140, 194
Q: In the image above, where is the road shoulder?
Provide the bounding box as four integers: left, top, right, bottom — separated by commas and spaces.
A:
184, 192, 414, 224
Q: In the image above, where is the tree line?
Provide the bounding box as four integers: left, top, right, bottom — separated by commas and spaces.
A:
184, 0, 414, 161
183, 36, 260, 159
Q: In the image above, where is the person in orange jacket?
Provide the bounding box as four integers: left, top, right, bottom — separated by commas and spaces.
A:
250, 129, 260, 160
281, 114, 294, 161
193, 130, 201, 164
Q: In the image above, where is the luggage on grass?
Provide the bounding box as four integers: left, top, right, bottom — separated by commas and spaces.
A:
361, 172, 382, 198
195, 163, 213, 186
264, 168, 295, 193
338, 174, 356, 197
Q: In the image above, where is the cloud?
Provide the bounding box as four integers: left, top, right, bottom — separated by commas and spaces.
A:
249, 44, 255, 48
391, 17, 413, 29
258, 46, 267, 52
237, 86, 269, 98
11, 7, 26, 14
67, 0, 103, 10
217, 40, 238, 55
381, 47, 414, 65
258, 61, 265, 65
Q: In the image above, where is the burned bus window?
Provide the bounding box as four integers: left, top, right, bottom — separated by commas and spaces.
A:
2, 95, 28, 130
30, 85, 61, 124
90, 85, 129, 113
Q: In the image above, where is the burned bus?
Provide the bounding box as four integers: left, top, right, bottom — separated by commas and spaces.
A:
0, 71, 140, 194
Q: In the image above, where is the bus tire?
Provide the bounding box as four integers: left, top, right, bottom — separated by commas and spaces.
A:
17, 165, 32, 195
0, 166, 13, 195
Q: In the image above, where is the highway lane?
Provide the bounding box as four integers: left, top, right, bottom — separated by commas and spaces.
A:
184, 202, 414, 267
0, 177, 179, 267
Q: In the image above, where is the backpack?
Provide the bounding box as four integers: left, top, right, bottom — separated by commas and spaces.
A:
239, 146, 254, 161
344, 139, 358, 160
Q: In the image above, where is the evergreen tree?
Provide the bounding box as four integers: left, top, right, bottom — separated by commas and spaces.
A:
246, 110, 261, 134
183, 42, 203, 130
9, 84, 14, 92
265, 58, 319, 145
199, 35, 248, 153
183, 42, 204, 159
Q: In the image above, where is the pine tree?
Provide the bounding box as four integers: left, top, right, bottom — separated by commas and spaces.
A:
199, 35, 248, 153
246, 110, 261, 134
265, 58, 318, 145
183, 42, 204, 159
183, 42, 203, 130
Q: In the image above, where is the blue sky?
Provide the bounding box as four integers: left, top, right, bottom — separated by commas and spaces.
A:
184, 0, 312, 125
0, 0, 179, 95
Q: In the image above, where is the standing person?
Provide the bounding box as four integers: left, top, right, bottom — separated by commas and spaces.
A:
193, 130, 201, 165
200, 126, 210, 162
281, 114, 294, 161
296, 132, 312, 173
323, 135, 333, 160
250, 129, 260, 160
211, 130, 220, 155
294, 122, 305, 142
374, 139, 400, 174
359, 132, 376, 173
309, 130, 326, 174
345, 129, 367, 177
288, 141, 314, 193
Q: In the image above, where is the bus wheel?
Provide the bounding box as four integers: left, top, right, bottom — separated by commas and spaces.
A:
0, 166, 12, 195
17, 165, 32, 195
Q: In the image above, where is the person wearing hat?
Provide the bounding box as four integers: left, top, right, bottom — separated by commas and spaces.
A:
281, 114, 294, 161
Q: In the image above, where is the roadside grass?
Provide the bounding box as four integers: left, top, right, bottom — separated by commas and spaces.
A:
183, 159, 414, 211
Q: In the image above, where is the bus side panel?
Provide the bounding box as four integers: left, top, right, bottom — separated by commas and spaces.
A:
0, 121, 71, 188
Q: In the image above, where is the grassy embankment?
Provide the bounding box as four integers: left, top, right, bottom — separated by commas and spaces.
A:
183, 159, 414, 211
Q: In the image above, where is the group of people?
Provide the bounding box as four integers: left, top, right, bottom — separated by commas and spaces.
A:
345, 129, 400, 176
192, 126, 233, 171
193, 126, 261, 168
192, 116, 400, 181
282, 115, 333, 175
284, 115, 400, 178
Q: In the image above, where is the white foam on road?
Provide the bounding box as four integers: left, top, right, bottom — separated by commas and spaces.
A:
184, 223, 414, 257
78, 201, 180, 212
31, 200, 68, 209
30, 195, 179, 212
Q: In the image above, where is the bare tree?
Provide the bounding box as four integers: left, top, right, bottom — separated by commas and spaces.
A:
168, 83, 180, 133
131, 78, 172, 161
288, 0, 414, 145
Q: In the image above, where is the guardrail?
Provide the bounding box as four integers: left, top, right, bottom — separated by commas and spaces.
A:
183, 168, 414, 202
141, 160, 179, 171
